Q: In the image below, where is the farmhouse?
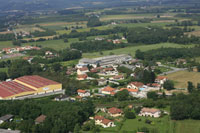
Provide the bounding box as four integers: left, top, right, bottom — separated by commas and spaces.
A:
108, 107, 123, 117
127, 82, 144, 90
54, 94, 70, 101
0, 75, 62, 100
0, 114, 14, 124
139, 108, 161, 118
77, 89, 90, 97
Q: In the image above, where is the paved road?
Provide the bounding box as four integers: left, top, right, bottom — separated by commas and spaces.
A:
159, 64, 187, 75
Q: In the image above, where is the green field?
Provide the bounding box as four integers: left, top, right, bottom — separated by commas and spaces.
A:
100, 116, 200, 133
83, 43, 194, 58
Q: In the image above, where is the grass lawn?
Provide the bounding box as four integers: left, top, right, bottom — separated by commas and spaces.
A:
0, 41, 14, 50
60, 59, 79, 67
0, 67, 8, 73
83, 43, 194, 58
100, 116, 200, 133
166, 70, 200, 88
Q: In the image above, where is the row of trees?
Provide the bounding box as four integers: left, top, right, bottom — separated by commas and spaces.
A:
135, 46, 200, 61
126, 27, 200, 45
0, 33, 15, 41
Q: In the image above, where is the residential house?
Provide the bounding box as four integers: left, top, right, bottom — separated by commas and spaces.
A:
155, 76, 168, 85
113, 39, 121, 44
110, 75, 124, 81
127, 82, 144, 90
94, 116, 115, 128
0, 114, 14, 124
77, 89, 90, 97
139, 108, 161, 118
77, 67, 89, 75
77, 74, 88, 80
101, 86, 116, 95
35, 115, 46, 124
108, 107, 123, 117
45, 51, 53, 55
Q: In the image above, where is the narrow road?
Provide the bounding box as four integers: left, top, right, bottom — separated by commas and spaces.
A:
158, 64, 187, 76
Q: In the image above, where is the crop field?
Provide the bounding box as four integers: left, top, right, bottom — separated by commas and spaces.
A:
187, 30, 200, 37
166, 70, 200, 88
83, 43, 194, 58
100, 14, 156, 21
119, 22, 174, 28
0, 41, 13, 50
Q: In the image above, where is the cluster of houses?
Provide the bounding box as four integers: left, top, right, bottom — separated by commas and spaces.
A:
72, 54, 169, 99
94, 37, 126, 44
1, 46, 41, 54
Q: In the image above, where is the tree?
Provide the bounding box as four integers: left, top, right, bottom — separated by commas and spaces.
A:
125, 110, 136, 119
52, 63, 61, 72
187, 81, 194, 93
147, 91, 158, 100
74, 124, 81, 133
115, 89, 129, 101
0, 72, 7, 81
197, 83, 200, 91
135, 49, 144, 60
12, 40, 21, 46
163, 80, 174, 90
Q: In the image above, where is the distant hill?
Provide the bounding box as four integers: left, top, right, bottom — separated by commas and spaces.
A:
0, 0, 199, 11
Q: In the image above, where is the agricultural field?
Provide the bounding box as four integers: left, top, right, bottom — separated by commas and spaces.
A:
166, 70, 200, 88
100, 14, 156, 21
83, 43, 194, 58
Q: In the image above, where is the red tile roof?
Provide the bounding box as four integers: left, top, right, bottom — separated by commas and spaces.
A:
156, 76, 167, 80
108, 107, 122, 114
77, 74, 88, 79
102, 119, 112, 125
0, 81, 35, 98
104, 67, 114, 71
120, 88, 138, 93
102, 86, 115, 92
94, 116, 104, 120
77, 89, 86, 93
15, 75, 60, 88
129, 82, 144, 87
141, 108, 160, 114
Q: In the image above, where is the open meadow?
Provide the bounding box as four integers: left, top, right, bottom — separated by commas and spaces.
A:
166, 70, 200, 88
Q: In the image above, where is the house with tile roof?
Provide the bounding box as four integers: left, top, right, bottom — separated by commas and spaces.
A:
94, 116, 115, 128
155, 76, 168, 85
35, 115, 46, 124
120, 88, 139, 96
77, 89, 90, 97
101, 86, 116, 95
108, 107, 123, 117
77, 74, 88, 80
127, 82, 144, 90
77, 67, 89, 75
139, 108, 161, 118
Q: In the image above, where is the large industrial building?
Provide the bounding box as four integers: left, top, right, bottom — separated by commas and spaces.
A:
78, 54, 132, 67
0, 75, 62, 100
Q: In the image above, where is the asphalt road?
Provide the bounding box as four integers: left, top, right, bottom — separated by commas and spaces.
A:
159, 64, 187, 76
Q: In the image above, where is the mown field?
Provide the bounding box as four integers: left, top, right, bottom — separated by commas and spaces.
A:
82, 43, 194, 58
166, 70, 200, 88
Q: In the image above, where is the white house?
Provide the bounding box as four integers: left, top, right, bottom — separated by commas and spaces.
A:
94, 116, 115, 128
139, 108, 161, 118
127, 82, 144, 90
77, 89, 90, 97
101, 86, 116, 95
155, 76, 168, 85
107, 107, 123, 117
